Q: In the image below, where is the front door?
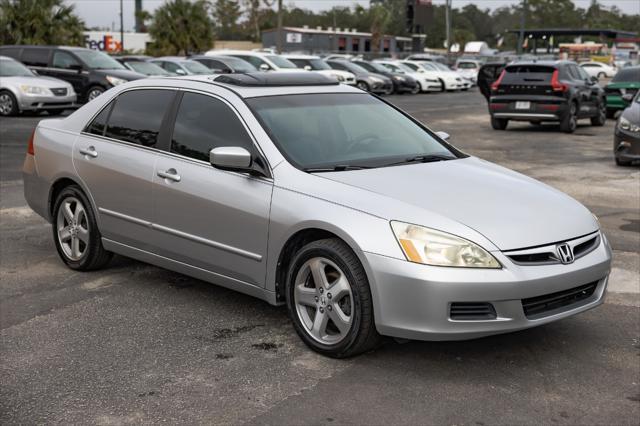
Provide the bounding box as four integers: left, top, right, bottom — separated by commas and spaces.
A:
73, 88, 176, 250
49, 50, 87, 96
151, 91, 273, 287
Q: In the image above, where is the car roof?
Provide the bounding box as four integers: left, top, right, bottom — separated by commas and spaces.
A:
208, 50, 272, 58
123, 73, 362, 99
507, 60, 575, 67
152, 56, 190, 62
281, 54, 321, 60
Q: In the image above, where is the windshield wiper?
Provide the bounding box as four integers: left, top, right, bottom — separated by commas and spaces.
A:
304, 165, 372, 173
380, 154, 454, 168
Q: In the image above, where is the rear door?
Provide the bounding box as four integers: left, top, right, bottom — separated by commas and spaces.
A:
19, 47, 51, 75
74, 88, 177, 250
151, 90, 273, 287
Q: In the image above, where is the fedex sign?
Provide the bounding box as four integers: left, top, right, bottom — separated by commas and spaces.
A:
84, 34, 122, 52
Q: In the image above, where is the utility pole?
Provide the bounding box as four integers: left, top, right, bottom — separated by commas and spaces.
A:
445, 0, 451, 53
517, 0, 527, 55
276, 0, 283, 53
120, 0, 124, 52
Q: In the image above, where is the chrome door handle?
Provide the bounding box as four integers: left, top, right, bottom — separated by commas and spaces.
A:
79, 146, 98, 158
157, 168, 181, 182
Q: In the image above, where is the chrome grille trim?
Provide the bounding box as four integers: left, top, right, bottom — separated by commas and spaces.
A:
503, 232, 600, 266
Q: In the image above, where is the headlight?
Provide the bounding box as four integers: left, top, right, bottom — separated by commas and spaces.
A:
393, 76, 406, 82
335, 74, 345, 82
370, 76, 384, 84
19, 85, 52, 95
619, 116, 640, 133
106, 75, 128, 86
391, 221, 501, 268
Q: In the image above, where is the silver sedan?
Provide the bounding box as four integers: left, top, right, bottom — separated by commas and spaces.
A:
0, 56, 76, 116
22, 73, 611, 357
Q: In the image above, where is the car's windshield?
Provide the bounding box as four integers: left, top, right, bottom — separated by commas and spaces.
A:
380, 63, 402, 73
73, 50, 125, 70
394, 63, 416, 73
181, 61, 211, 74
403, 62, 420, 71
418, 62, 437, 71
612, 67, 640, 83
433, 63, 452, 71
457, 62, 477, 69
0, 59, 34, 76
126, 61, 170, 75
248, 93, 459, 170
355, 61, 382, 73
266, 55, 298, 69
308, 59, 331, 70
334, 61, 368, 74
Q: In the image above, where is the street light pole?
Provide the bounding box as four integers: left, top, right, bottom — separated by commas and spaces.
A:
518, 0, 527, 55
445, 0, 451, 53
276, 0, 283, 53
120, 0, 124, 52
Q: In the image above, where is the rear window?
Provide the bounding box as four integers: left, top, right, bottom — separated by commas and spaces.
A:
502, 65, 556, 84
612, 68, 640, 83
21, 48, 50, 67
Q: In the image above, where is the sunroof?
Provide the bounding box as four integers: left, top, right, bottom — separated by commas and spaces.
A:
214, 72, 339, 87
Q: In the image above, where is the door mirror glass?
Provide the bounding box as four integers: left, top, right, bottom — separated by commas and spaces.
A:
175, 68, 187, 75
210, 147, 252, 171
259, 63, 270, 72
435, 131, 450, 141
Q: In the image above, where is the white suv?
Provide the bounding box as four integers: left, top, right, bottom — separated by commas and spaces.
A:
283, 54, 356, 85
204, 50, 306, 73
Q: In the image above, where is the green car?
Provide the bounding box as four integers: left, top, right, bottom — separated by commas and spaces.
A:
605, 66, 640, 118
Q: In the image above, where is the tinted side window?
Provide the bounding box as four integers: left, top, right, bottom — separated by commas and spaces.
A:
21, 48, 50, 67
0, 48, 21, 60
105, 89, 174, 146
53, 51, 81, 69
171, 92, 254, 162
566, 65, 581, 80
85, 101, 114, 136
204, 59, 224, 70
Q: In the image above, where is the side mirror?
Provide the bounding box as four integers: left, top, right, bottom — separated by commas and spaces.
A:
210, 147, 252, 171
622, 93, 634, 105
175, 69, 187, 75
304, 65, 312, 71
435, 131, 450, 141
70, 64, 83, 73
259, 63, 270, 72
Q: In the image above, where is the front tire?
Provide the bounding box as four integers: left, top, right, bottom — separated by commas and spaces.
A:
0, 90, 19, 116
286, 238, 381, 358
491, 117, 508, 130
52, 185, 112, 271
356, 81, 370, 92
86, 86, 105, 102
591, 101, 606, 126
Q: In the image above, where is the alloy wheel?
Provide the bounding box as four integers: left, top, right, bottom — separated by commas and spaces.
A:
56, 196, 89, 261
293, 257, 354, 345
0, 93, 14, 116
87, 88, 104, 101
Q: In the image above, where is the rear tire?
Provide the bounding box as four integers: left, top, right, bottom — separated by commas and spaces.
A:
286, 238, 381, 358
356, 81, 370, 92
560, 102, 578, 133
591, 101, 606, 126
615, 157, 632, 166
606, 109, 617, 119
491, 117, 508, 130
52, 185, 112, 271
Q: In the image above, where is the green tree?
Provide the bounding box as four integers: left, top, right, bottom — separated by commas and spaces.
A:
0, 0, 85, 45
148, 0, 214, 55
213, 0, 242, 40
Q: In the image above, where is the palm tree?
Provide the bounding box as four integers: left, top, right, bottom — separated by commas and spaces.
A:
148, 0, 214, 56
0, 0, 85, 45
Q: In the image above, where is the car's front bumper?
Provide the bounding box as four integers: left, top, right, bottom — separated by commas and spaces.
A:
370, 81, 393, 94
17, 92, 77, 112
614, 128, 640, 162
363, 233, 612, 341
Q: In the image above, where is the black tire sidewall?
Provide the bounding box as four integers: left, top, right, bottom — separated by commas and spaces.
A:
85, 86, 105, 102
51, 186, 102, 270
0, 90, 18, 116
356, 81, 369, 92
286, 241, 366, 356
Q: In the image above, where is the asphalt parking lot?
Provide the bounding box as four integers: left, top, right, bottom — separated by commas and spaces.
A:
1, 88, 639, 425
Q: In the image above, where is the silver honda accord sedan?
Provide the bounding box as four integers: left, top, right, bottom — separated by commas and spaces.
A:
23, 73, 612, 357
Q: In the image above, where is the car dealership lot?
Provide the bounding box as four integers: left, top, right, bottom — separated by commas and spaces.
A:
1, 89, 638, 424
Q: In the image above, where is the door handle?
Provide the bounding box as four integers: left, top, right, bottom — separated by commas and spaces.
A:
157, 168, 181, 182
79, 146, 98, 158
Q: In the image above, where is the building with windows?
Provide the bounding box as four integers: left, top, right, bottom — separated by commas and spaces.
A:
261, 26, 412, 56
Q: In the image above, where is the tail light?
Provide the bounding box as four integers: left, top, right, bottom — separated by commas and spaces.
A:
550, 70, 568, 92
490, 70, 505, 91
27, 130, 35, 156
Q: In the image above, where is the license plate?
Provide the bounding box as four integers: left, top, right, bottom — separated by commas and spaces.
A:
515, 101, 531, 110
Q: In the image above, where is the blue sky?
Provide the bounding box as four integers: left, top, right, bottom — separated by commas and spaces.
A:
68, 0, 640, 32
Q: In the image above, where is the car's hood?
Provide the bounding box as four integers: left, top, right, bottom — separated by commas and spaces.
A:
0, 75, 73, 88
621, 100, 640, 123
93, 68, 146, 80
369, 72, 391, 83
607, 81, 640, 89
320, 157, 597, 250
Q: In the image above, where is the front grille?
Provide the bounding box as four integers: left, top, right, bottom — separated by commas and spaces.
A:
605, 87, 619, 95
51, 88, 67, 96
522, 281, 598, 319
450, 302, 497, 320
573, 235, 599, 257
504, 233, 600, 266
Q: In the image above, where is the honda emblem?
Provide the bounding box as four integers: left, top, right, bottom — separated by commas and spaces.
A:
556, 243, 574, 264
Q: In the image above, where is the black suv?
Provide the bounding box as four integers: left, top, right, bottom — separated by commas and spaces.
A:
489, 61, 606, 133
0, 45, 145, 102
